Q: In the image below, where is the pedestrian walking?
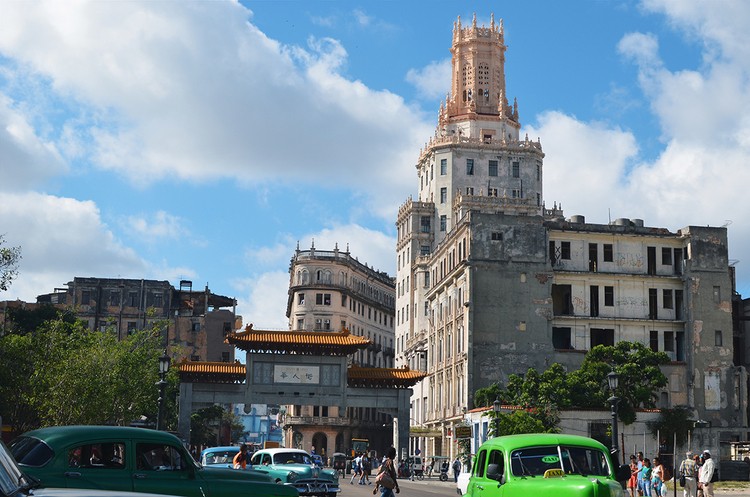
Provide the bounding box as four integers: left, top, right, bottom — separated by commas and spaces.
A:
452, 457, 461, 483
373, 447, 400, 497
679, 451, 698, 497
628, 455, 639, 497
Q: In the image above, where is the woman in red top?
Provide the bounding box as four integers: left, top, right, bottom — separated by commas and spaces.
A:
627, 454, 638, 497
233, 445, 248, 469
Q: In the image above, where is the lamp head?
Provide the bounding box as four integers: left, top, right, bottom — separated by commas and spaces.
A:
159, 350, 171, 374
607, 371, 619, 391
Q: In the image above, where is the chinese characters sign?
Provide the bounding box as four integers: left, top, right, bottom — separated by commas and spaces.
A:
274, 365, 320, 384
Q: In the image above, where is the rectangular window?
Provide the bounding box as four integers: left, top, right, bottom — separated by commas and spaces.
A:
440, 187, 447, 203
221, 352, 230, 362
153, 293, 163, 308
590, 285, 599, 317
715, 330, 723, 347
127, 322, 137, 334
664, 331, 674, 352
420, 216, 431, 233
324, 293, 331, 305
512, 161, 520, 178
297, 318, 304, 330
560, 241, 571, 260
110, 291, 120, 306
440, 215, 447, 232
491, 232, 503, 241
341, 295, 347, 306
603, 244, 613, 262
650, 330, 659, 351
489, 160, 498, 176
590, 328, 614, 348
315, 318, 322, 330
81, 290, 91, 305
316, 293, 323, 305
324, 319, 331, 330
488, 188, 498, 197
536, 164, 541, 181
662, 247, 673, 265
511, 189, 520, 198
420, 245, 430, 256
192, 322, 200, 332
466, 159, 474, 175
649, 288, 658, 319
604, 286, 614, 306
466, 187, 474, 195
440, 158, 447, 175
128, 292, 138, 307
298, 293, 305, 305
552, 327, 572, 350
663, 289, 673, 309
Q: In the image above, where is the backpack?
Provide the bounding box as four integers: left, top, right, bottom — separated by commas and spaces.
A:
453, 460, 461, 472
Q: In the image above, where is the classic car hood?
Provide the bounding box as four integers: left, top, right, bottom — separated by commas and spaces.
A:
508, 475, 622, 497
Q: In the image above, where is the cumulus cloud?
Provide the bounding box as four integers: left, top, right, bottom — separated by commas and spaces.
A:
123, 210, 191, 240
0, 192, 148, 300
406, 58, 451, 100
0, 1, 426, 221
0, 92, 66, 190
233, 223, 395, 327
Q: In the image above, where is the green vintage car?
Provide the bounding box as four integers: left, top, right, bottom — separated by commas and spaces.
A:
10, 426, 298, 497
463, 433, 630, 497
249, 448, 339, 497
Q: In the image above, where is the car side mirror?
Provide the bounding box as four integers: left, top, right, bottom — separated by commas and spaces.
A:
486, 463, 503, 484
616, 464, 631, 482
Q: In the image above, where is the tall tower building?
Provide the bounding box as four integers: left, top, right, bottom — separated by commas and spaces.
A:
396, 14, 744, 459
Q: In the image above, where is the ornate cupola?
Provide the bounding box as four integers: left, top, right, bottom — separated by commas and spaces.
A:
445, 13, 519, 130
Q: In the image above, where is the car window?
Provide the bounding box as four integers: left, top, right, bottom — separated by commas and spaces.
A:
559, 446, 609, 477
136, 443, 187, 472
203, 450, 237, 465
9, 436, 54, 467
273, 452, 310, 465
474, 449, 487, 477
487, 449, 504, 481
510, 445, 610, 477
69, 442, 125, 469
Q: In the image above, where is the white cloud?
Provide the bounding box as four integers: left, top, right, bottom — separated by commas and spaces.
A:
123, 210, 190, 240
406, 58, 451, 100
233, 223, 395, 328
0, 1, 427, 221
0, 92, 66, 190
0, 192, 148, 301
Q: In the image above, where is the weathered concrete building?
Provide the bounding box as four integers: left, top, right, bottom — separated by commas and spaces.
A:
283, 242, 398, 455
396, 14, 746, 459
30, 277, 238, 362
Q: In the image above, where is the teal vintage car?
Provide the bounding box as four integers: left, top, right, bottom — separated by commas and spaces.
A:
463, 433, 630, 497
10, 426, 298, 497
249, 448, 339, 497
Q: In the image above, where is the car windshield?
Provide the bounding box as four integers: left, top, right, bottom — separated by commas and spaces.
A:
510, 445, 610, 477
0, 440, 26, 496
273, 452, 311, 465
9, 436, 54, 468
203, 450, 238, 465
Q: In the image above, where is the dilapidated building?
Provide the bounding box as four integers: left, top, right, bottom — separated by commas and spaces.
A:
396, 13, 746, 459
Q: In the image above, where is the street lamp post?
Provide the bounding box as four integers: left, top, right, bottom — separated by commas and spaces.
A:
156, 350, 171, 431
607, 371, 619, 459
493, 398, 501, 437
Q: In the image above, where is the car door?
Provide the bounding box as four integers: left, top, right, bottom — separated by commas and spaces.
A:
467, 448, 506, 497
131, 441, 202, 497
62, 440, 132, 492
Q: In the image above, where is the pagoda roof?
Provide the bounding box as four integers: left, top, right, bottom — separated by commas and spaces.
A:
347, 365, 427, 388
177, 360, 246, 383
226, 325, 370, 355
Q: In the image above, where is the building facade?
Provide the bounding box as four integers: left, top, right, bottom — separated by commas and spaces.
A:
283, 242, 397, 456
30, 277, 238, 362
396, 14, 746, 460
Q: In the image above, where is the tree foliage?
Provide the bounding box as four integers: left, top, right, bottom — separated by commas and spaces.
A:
3, 304, 77, 335
485, 409, 553, 437
0, 235, 21, 292
0, 314, 174, 434
476, 342, 671, 428
647, 407, 693, 446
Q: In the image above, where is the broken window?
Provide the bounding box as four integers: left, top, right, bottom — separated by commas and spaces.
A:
662, 247, 672, 265
552, 327, 572, 349
590, 328, 614, 348
552, 284, 573, 316
650, 330, 659, 351
663, 289, 673, 309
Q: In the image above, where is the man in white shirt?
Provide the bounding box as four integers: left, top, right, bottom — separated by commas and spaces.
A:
698, 450, 716, 497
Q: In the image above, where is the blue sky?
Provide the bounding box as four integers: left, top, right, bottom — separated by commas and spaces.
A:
2, 1, 750, 328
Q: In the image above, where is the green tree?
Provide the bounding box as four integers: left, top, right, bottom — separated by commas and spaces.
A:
191, 405, 225, 446
485, 409, 552, 437
0, 235, 21, 292
570, 342, 670, 424
647, 407, 693, 446
4, 304, 77, 335
474, 382, 503, 407
0, 314, 172, 433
